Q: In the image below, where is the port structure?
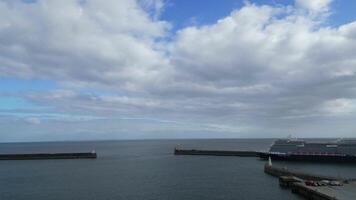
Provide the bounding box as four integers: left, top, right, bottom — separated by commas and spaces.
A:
0, 152, 97, 160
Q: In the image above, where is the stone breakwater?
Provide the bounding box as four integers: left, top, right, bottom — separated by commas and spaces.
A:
264, 164, 356, 200
0, 152, 97, 160
174, 148, 259, 157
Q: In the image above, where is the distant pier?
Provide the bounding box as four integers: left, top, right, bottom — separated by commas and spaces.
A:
174, 148, 356, 163
174, 148, 259, 157
0, 152, 97, 160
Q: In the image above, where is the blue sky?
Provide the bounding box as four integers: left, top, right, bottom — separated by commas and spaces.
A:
1, 0, 356, 141
161, 0, 356, 30
0, 79, 57, 111
0, 79, 57, 92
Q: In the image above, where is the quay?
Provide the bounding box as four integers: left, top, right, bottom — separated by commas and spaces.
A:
265, 162, 356, 200
174, 148, 258, 157
174, 148, 356, 164
291, 182, 356, 200
264, 164, 341, 181
0, 152, 97, 160
173, 143, 356, 199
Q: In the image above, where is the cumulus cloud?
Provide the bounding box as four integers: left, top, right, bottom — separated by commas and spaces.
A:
295, 0, 333, 13
139, 0, 166, 19
0, 0, 171, 90
169, 3, 356, 121
321, 98, 356, 115
25, 117, 41, 124
1, 0, 356, 140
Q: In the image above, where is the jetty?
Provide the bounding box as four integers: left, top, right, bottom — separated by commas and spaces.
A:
174, 148, 258, 157
0, 152, 97, 160
173, 146, 356, 199
265, 159, 356, 200
291, 182, 356, 200
264, 164, 341, 181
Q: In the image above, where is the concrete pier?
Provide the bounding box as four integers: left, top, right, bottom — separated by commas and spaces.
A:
290, 182, 356, 200
174, 148, 258, 157
264, 164, 341, 181
264, 164, 356, 200
291, 183, 336, 200
0, 152, 97, 160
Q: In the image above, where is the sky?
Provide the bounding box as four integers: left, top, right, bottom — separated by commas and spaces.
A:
1, 0, 356, 142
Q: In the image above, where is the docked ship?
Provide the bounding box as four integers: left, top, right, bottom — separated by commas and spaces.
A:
259, 138, 356, 162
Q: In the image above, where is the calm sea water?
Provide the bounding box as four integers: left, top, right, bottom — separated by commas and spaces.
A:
1, 139, 355, 200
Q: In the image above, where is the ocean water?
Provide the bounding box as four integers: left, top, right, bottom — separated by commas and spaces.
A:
0, 139, 355, 200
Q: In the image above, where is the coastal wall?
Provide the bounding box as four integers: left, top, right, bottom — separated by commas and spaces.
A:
0, 152, 97, 160
291, 183, 338, 200
264, 164, 356, 200
264, 164, 340, 181
174, 148, 258, 157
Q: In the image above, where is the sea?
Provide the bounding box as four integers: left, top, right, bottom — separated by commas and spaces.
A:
1, 139, 355, 200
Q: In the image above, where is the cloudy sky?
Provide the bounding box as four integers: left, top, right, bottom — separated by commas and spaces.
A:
1, 0, 356, 142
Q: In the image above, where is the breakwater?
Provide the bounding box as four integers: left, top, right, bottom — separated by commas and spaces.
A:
174, 148, 258, 157
0, 152, 97, 160
291, 183, 339, 200
264, 164, 356, 200
264, 164, 341, 181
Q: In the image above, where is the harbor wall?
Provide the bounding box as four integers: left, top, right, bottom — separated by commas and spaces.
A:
264, 164, 340, 181
174, 148, 258, 157
291, 183, 338, 200
0, 152, 97, 160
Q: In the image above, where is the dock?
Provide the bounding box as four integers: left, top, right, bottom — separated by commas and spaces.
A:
291, 182, 356, 200
264, 164, 341, 181
265, 163, 356, 200
173, 146, 356, 199
0, 152, 97, 160
174, 148, 258, 157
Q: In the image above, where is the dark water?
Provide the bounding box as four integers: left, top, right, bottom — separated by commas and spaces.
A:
1, 139, 355, 200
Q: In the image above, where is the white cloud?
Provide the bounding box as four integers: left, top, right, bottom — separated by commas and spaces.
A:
139, 0, 166, 19
1, 0, 356, 140
295, 0, 333, 13
0, 0, 171, 90
321, 98, 356, 114
25, 117, 41, 124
